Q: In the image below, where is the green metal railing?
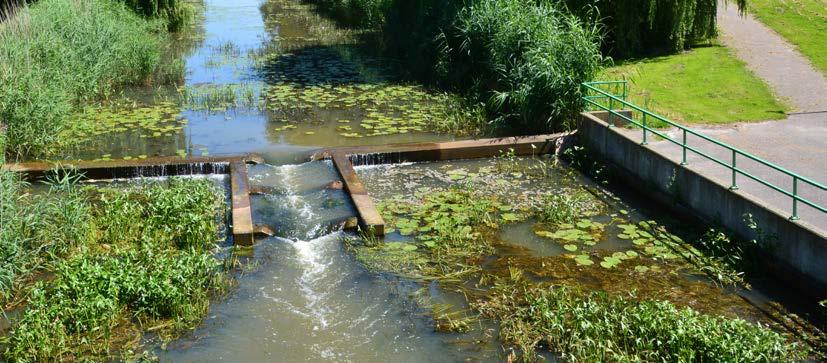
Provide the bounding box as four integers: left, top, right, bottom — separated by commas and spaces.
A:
581, 80, 826, 221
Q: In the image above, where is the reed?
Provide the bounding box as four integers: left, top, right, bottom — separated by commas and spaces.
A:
0, 0, 179, 159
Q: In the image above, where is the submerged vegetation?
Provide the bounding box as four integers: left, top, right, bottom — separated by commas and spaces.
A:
0, 174, 229, 360
0, 0, 188, 159
352, 156, 811, 360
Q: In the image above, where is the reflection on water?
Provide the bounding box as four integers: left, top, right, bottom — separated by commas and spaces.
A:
61, 0, 457, 162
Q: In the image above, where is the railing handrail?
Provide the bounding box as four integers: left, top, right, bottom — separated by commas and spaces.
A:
581, 80, 826, 220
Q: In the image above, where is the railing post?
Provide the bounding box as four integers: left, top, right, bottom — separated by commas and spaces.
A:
641, 113, 648, 145
622, 82, 628, 101
680, 129, 688, 165
791, 176, 800, 220
730, 150, 739, 190
608, 98, 615, 127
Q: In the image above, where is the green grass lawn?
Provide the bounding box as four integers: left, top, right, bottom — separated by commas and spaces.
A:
598, 45, 788, 124
749, 0, 827, 75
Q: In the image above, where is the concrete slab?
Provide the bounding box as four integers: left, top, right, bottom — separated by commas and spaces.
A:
581, 111, 827, 290
5, 154, 263, 180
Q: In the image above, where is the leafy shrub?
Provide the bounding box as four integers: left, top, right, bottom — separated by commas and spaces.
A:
305, 0, 390, 27
0, 177, 226, 361
117, 0, 194, 31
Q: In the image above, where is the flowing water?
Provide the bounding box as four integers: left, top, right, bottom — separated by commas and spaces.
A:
158, 161, 499, 361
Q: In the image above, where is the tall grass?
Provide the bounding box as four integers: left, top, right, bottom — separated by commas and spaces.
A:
118, 0, 194, 31
445, 0, 603, 132
0, 170, 93, 303
0, 0, 175, 159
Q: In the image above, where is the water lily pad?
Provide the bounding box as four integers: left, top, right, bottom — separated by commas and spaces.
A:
599, 256, 622, 269
501, 213, 519, 222
563, 244, 578, 252
575, 256, 594, 266
634, 265, 650, 273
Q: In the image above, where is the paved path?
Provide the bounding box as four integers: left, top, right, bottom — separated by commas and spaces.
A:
616, 113, 827, 234
717, 3, 827, 112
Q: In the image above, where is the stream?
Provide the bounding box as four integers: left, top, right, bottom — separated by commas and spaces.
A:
30, 0, 817, 360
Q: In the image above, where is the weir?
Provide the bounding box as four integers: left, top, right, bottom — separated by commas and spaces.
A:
317, 133, 576, 237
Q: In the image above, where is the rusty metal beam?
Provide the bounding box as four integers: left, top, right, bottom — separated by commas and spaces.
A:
331, 152, 385, 236
230, 161, 255, 245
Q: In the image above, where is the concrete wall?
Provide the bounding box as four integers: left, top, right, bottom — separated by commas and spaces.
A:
579, 111, 827, 291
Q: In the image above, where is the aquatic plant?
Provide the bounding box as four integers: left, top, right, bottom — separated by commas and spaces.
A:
478, 277, 806, 361
263, 82, 483, 138
307, 0, 604, 133
178, 83, 262, 111
61, 101, 187, 152
534, 190, 601, 225
0, 0, 180, 159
